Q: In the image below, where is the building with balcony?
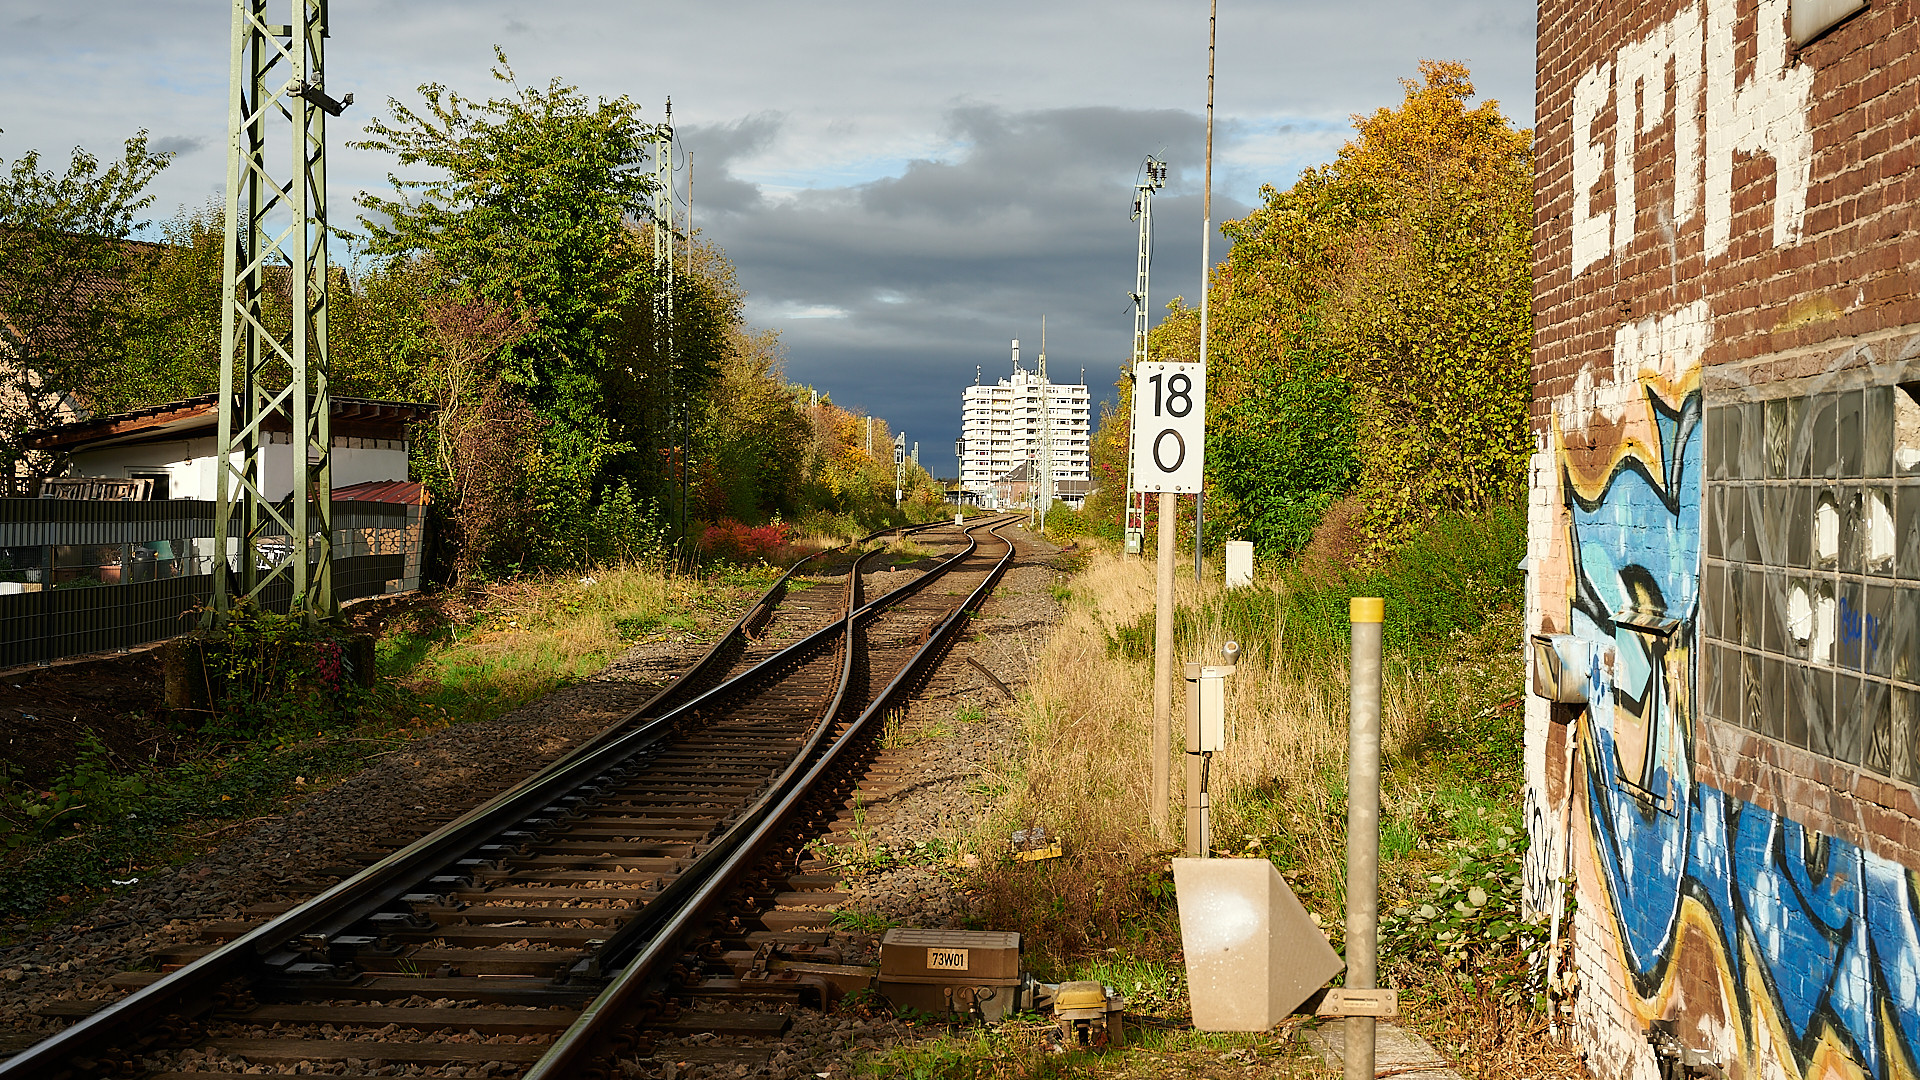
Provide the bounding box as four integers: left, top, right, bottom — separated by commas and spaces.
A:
958, 348, 1090, 509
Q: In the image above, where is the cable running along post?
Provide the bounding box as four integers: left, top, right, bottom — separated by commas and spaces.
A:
209, 0, 348, 627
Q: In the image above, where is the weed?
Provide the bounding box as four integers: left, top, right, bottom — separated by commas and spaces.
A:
194, 602, 368, 742
2, 559, 724, 921
0, 732, 149, 854
882, 712, 951, 750
389, 564, 697, 723
829, 908, 897, 934
953, 703, 986, 724
0, 733, 376, 918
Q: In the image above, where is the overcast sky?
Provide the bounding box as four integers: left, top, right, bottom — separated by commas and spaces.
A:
0, 1, 1535, 478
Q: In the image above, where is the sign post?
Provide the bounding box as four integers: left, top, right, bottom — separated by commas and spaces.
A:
1131, 361, 1206, 833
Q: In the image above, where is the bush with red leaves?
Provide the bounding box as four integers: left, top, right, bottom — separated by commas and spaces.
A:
700, 519, 796, 565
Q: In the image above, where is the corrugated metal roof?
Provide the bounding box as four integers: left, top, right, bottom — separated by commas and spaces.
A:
331, 479, 428, 505
22, 394, 437, 451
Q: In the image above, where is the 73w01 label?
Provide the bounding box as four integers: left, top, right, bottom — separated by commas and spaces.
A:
926, 948, 970, 971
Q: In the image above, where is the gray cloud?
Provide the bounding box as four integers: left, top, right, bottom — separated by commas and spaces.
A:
680, 113, 783, 216
150, 134, 207, 157
689, 103, 1245, 474
0, 0, 1534, 478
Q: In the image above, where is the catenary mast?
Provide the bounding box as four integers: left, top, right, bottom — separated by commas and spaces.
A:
209, 0, 352, 626
1125, 157, 1168, 555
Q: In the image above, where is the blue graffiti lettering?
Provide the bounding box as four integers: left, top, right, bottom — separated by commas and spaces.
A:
1562, 388, 1920, 1077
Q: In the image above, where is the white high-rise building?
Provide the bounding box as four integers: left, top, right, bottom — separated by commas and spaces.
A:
959, 342, 1091, 508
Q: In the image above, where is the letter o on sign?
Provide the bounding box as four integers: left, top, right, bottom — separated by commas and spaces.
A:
1153, 429, 1186, 473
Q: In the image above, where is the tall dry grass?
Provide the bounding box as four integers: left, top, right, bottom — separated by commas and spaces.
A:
985, 549, 1423, 858
972, 549, 1466, 958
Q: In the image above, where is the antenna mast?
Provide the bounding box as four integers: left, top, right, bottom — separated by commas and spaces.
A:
209, 0, 350, 626
1037, 317, 1052, 531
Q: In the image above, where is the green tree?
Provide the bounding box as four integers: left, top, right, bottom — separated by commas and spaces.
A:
351, 49, 665, 431
1150, 60, 1531, 558
119, 201, 225, 411
0, 132, 170, 479
351, 50, 731, 567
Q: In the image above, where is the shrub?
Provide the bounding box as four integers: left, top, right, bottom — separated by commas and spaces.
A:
195, 603, 368, 741
700, 518, 797, 565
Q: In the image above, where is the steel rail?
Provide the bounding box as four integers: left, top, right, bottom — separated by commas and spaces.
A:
0, 516, 1007, 1078
572, 517, 994, 978
556, 518, 954, 765
526, 517, 1020, 1079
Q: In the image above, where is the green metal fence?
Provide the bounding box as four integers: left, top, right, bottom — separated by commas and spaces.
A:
0, 498, 423, 669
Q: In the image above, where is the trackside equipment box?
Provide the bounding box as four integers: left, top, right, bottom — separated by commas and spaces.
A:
877, 929, 1022, 1019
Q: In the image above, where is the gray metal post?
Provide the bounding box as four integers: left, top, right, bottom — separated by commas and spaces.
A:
1151, 491, 1176, 832
1346, 597, 1384, 1080
1195, 0, 1215, 585
1185, 669, 1204, 856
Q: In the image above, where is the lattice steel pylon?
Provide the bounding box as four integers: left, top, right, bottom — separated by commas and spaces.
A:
653, 101, 684, 550
1123, 156, 1168, 553
207, 1, 351, 626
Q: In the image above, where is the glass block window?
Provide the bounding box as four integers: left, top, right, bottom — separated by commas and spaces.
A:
1701, 384, 1920, 783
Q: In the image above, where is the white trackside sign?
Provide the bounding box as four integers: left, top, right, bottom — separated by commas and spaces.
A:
1130, 361, 1205, 493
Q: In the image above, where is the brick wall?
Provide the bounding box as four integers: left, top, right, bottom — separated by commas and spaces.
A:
1527, 1, 1919, 1077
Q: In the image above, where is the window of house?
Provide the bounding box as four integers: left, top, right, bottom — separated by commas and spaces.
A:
128, 471, 170, 500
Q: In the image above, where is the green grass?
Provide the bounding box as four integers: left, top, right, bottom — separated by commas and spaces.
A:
375, 564, 702, 724
1105, 506, 1526, 670
0, 724, 418, 921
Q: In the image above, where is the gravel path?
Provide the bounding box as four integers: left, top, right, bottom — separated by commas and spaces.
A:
632, 525, 1074, 1080
824, 525, 1065, 929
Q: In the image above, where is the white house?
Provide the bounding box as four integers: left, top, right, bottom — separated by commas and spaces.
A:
21, 393, 434, 502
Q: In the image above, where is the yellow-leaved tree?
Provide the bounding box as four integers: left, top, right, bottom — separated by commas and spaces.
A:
1134, 60, 1532, 558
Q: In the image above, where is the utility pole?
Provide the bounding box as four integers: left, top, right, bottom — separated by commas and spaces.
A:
1125, 157, 1167, 558
654, 101, 680, 552
1196, 2, 1216, 585
209, 0, 349, 627
1037, 316, 1052, 534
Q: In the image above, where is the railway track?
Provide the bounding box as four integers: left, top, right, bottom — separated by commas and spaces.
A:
3, 515, 1024, 1079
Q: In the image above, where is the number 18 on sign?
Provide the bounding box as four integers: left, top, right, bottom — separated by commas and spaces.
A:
1130, 362, 1206, 493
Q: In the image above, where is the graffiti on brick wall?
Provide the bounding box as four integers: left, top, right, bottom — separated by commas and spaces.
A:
1571, 0, 1813, 275
1548, 306, 1920, 1077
